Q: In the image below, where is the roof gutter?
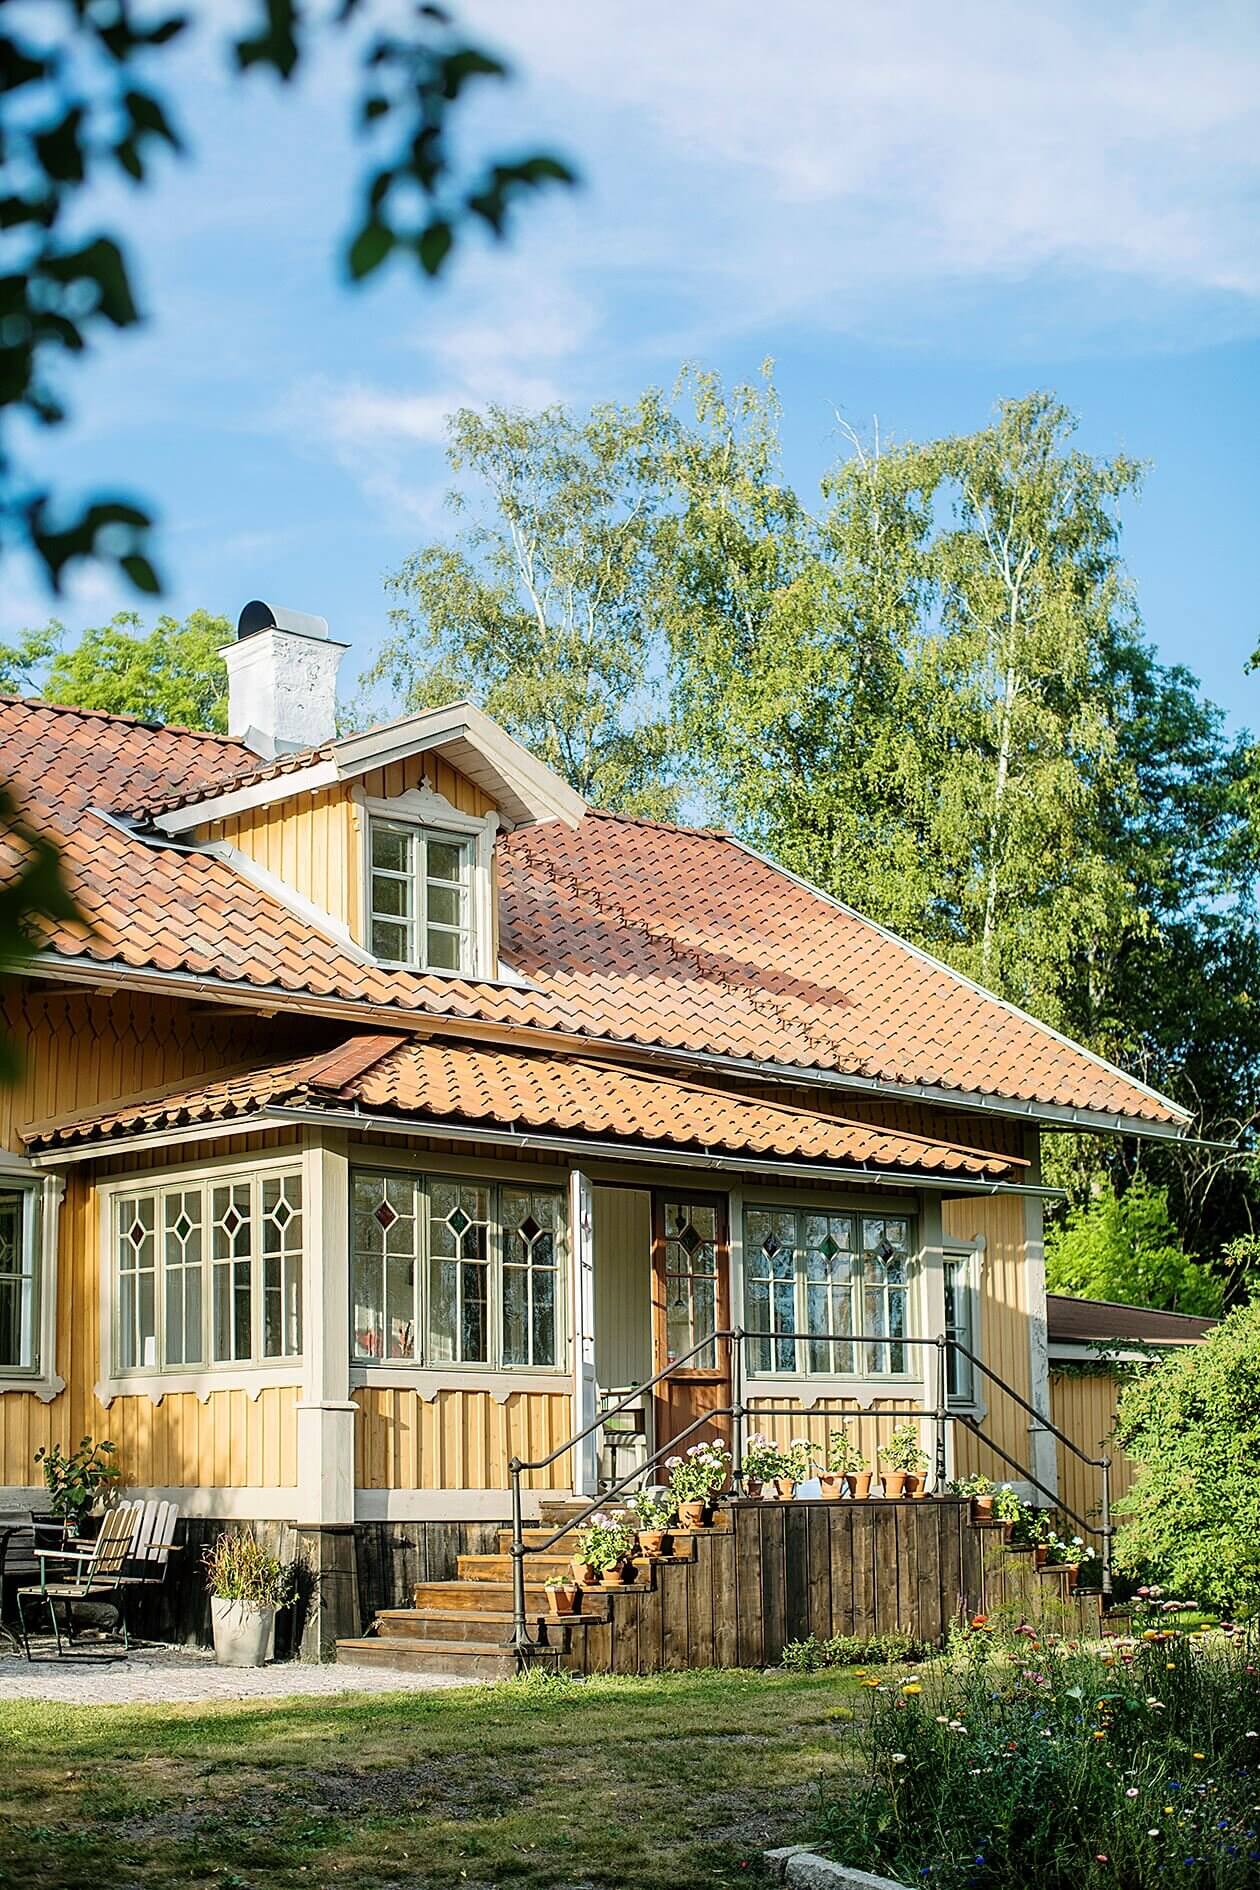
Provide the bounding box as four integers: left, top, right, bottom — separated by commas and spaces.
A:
22, 952, 1205, 1145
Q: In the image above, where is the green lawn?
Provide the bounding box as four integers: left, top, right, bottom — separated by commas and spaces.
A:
0, 1668, 864, 1890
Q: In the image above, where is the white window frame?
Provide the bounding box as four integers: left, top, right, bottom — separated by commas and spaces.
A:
98, 1152, 306, 1403
0, 1151, 63, 1401
740, 1200, 919, 1387
350, 1166, 569, 1379
943, 1237, 984, 1409
358, 786, 497, 978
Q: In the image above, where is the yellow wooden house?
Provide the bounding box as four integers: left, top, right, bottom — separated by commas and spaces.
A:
0, 602, 1194, 1659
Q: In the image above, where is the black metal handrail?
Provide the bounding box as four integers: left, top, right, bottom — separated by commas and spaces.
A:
504, 1327, 1114, 1667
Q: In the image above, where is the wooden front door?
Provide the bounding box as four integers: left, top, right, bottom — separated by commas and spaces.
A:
651, 1191, 731, 1454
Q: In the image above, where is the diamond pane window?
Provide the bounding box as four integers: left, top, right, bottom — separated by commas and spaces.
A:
352, 1172, 417, 1360
743, 1207, 915, 1380
116, 1193, 157, 1371
211, 1182, 253, 1362
368, 819, 474, 973
163, 1189, 204, 1367
0, 1186, 38, 1374
429, 1183, 490, 1365
262, 1174, 303, 1359
661, 1199, 719, 1368
501, 1188, 561, 1367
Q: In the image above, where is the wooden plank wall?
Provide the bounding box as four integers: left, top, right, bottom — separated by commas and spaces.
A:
351, 1386, 573, 1491
1051, 1369, 1135, 1539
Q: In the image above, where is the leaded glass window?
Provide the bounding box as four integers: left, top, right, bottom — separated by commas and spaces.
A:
368, 820, 474, 972
113, 1170, 302, 1374
661, 1199, 719, 1367
349, 1170, 565, 1372
742, 1206, 915, 1378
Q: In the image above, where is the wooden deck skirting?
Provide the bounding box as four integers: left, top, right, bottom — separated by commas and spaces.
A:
334, 1498, 1104, 1677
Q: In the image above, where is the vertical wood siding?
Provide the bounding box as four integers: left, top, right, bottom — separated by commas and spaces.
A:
1051, 1369, 1136, 1538
743, 1398, 927, 1478
351, 1387, 573, 1490
943, 1193, 1034, 1484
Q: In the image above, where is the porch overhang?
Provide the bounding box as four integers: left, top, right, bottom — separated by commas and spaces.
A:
18, 1032, 1057, 1194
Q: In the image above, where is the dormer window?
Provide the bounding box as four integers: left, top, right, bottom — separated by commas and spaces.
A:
369, 820, 475, 972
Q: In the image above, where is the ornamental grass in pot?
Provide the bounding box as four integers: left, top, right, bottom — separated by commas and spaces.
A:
624, 1487, 674, 1557
818, 1423, 870, 1499
880, 1421, 929, 1497
667, 1437, 732, 1527
574, 1512, 634, 1587
203, 1529, 296, 1668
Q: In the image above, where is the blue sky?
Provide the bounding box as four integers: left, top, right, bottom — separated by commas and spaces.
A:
7, 1, 1259, 724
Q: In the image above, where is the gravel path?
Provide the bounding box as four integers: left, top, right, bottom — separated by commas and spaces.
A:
0, 1640, 471, 1706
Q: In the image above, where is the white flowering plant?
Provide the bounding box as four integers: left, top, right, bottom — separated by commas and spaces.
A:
880, 1422, 929, 1474
624, 1487, 675, 1532
742, 1432, 782, 1482
575, 1512, 634, 1569
821, 1426, 867, 1475
667, 1438, 732, 1503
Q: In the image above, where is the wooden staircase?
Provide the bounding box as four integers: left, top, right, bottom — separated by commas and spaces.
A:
337, 1500, 708, 1680
336, 1497, 1106, 1679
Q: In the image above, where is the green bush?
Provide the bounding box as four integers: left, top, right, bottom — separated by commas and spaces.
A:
1114, 1297, 1260, 1613
1045, 1175, 1221, 1316
818, 1629, 1260, 1889
781, 1631, 923, 1671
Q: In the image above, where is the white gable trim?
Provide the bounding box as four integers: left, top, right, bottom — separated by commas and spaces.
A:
153, 700, 586, 837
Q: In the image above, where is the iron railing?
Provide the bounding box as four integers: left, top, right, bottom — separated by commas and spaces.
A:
506, 1327, 1113, 1666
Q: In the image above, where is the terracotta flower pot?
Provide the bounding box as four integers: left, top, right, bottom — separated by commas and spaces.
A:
905, 1472, 927, 1498
744, 1478, 763, 1501
971, 1494, 995, 1521
1001, 1520, 1016, 1543
845, 1471, 873, 1500
1033, 1544, 1049, 1568
818, 1474, 845, 1500
547, 1584, 578, 1617
637, 1529, 667, 1558
676, 1498, 707, 1530
774, 1476, 797, 1501
599, 1562, 626, 1588
882, 1470, 907, 1498
571, 1556, 598, 1585
1063, 1563, 1079, 1589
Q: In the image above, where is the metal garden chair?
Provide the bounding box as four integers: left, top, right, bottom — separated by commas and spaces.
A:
16, 1506, 136, 1658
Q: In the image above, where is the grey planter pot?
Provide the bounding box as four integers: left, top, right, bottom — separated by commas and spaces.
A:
210, 1596, 276, 1667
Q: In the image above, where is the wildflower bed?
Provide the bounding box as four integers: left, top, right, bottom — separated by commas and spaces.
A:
818, 1621, 1260, 1890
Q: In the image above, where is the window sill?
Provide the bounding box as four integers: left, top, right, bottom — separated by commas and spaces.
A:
350, 1366, 570, 1403
745, 1374, 925, 1411
0, 1372, 64, 1404
95, 1366, 305, 1407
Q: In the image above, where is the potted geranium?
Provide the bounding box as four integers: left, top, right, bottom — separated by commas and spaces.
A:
33, 1436, 120, 1540
544, 1574, 580, 1617
992, 1484, 1027, 1541
817, 1426, 870, 1499
880, 1422, 929, 1497
574, 1512, 635, 1587
667, 1438, 732, 1527
948, 1472, 995, 1520
742, 1433, 780, 1499
203, 1529, 296, 1668
625, 1487, 675, 1557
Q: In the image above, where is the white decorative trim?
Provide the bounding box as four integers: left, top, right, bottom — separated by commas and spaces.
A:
95, 1369, 305, 1408
358, 787, 498, 978
4, 1485, 299, 1521
0, 1155, 63, 1396
155, 759, 341, 833
745, 1379, 927, 1412
354, 1487, 523, 1522
350, 1369, 571, 1402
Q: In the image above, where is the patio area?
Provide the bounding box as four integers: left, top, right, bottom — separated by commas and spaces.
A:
0, 1640, 468, 1705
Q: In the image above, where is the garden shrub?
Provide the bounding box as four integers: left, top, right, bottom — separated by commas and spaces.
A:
818, 1626, 1260, 1889
1114, 1296, 1260, 1614
781, 1630, 923, 1671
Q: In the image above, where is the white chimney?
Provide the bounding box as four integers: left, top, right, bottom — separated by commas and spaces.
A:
221, 601, 349, 758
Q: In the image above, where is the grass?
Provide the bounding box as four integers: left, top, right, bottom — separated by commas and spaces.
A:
0, 1666, 866, 1890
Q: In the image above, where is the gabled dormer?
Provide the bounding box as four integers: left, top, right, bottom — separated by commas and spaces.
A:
132, 600, 585, 983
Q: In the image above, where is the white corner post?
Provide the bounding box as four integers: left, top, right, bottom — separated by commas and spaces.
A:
296, 1130, 356, 1527
918, 1194, 952, 1485
569, 1169, 599, 1497
1023, 1134, 1059, 1502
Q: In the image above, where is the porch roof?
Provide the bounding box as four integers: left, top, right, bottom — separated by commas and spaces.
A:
21, 1031, 1027, 1184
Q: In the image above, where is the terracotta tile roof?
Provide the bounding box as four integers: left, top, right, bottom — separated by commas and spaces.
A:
20, 1032, 1024, 1179
1046, 1294, 1216, 1348
0, 696, 1188, 1128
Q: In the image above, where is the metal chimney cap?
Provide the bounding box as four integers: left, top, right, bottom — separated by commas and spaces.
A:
237, 600, 331, 643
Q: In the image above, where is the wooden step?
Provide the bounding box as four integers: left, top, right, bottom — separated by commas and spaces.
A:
493, 1526, 699, 1559
411, 1579, 610, 1615
372, 1607, 588, 1647
336, 1636, 561, 1680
